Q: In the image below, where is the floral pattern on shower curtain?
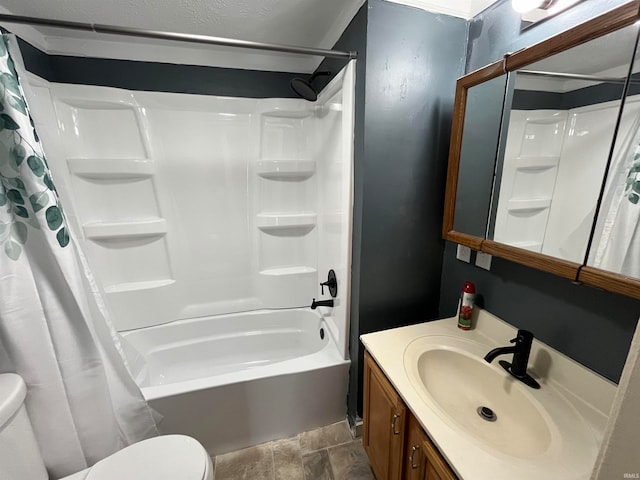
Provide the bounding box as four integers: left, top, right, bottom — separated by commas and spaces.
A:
624, 153, 640, 204
591, 111, 640, 277
0, 38, 69, 260
0, 35, 158, 478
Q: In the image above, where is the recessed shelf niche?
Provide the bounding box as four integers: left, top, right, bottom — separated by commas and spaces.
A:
257, 160, 315, 180
83, 219, 167, 240
68, 158, 155, 180
105, 278, 176, 294
256, 213, 316, 233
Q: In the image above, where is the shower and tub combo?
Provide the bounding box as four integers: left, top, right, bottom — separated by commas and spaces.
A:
124, 308, 346, 454
23, 61, 356, 454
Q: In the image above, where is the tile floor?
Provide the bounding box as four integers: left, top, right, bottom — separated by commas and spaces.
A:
212, 421, 375, 480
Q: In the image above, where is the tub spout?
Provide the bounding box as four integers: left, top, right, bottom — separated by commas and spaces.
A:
311, 298, 333, 309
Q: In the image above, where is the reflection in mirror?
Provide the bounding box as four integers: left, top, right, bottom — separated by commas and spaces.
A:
489, 24, 640, 264
453, 75, 508, 237
588, 33, 640, 279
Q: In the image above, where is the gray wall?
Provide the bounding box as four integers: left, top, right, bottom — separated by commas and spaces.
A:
16, 38, 52, 80
16, 38, 303, 98
441, 0, 640, 383
348, 0, 467, 420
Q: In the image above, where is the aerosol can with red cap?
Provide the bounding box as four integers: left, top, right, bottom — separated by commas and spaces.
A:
457, 281, 475, 330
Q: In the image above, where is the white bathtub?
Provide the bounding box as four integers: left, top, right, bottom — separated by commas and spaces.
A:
122, 308, 350, 455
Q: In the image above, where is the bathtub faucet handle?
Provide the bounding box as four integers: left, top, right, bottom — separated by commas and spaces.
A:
320, 269, 338, 298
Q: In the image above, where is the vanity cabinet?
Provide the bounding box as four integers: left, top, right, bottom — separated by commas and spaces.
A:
363, 351, 406, 480
363, 352, 458, 480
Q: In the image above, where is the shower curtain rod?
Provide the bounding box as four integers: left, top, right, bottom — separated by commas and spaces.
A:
0, 14, 357, 60
519, 69, 640, 84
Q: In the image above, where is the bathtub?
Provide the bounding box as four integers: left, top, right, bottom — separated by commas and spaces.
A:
122, 308, 350, 455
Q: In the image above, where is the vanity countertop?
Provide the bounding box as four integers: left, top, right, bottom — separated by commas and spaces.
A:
360, 309, 616, 480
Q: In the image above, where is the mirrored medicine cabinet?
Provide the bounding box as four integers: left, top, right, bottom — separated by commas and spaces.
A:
443, 0, 640, 299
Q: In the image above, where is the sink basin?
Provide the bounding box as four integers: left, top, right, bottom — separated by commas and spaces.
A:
405, 336, 559, 458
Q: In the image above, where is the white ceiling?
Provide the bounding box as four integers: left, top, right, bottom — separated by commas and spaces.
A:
517, 23, 640, 93
385, 0, 497, 19
0, 0, 367, 72
0, 0, 494, 73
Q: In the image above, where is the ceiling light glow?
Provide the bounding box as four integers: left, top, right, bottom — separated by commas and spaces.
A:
512, 0, 555, 13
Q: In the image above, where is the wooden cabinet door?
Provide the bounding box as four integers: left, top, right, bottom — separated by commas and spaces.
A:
421, 438, 457, 480
403, 413, 458, 480
424, 463, 446, 480
404, 414, 426, 480
363, 352, 406, 480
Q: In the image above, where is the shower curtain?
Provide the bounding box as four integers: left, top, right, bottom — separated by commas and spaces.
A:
590, 110, 640, 277
0, 36, 157, 478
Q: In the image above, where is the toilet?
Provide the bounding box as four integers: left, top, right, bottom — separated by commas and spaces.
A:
0, 373, 213, 480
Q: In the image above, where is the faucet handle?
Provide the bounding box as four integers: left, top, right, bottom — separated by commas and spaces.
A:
320, 269, 338, 298
511, 330, 534, 346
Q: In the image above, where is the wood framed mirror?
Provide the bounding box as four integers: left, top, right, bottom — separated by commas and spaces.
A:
442, 59, 507, 251
443, 1, 640, 298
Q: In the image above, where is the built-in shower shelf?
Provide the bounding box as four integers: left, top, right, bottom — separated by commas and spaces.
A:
259, 266, 317, 277
507, 198, 551, 212
261, 110, 313, 119
257, 267, 317, 310
516, 156, 560, 171
83, 219, 167, 240
68, 158, 155, 180
256, 213, 316, 232
57, 97, 137, 110
257, 160, 315, 179
105, 279, 176, 294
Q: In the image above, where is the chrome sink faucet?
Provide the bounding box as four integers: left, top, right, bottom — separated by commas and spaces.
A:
484, 329, 540, 389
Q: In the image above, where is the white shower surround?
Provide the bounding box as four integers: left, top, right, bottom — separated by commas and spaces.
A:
25, 62, 356, 453
494, 95, 640, 263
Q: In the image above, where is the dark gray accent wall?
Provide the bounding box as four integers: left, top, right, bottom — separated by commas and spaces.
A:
563, 81, 626, 109
348, 0, 467, 421
511, 89, 564, 110
16, 38, 303, 98
512, 82, 626, 110
48, 56, 302, 98
16, 38, 53, 80
442, 0, 640, 383
440, 245, 640, 381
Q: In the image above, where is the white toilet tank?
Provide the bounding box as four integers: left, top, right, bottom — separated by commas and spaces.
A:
0, 373, 48, 480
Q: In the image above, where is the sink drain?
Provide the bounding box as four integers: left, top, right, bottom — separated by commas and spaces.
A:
477, 406, 497, 422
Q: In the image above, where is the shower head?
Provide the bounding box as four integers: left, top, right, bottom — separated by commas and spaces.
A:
291, 78, 318, 101
290, 71, 331, 102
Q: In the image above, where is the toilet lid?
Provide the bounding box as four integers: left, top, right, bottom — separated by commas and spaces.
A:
86, 435, 208, 480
